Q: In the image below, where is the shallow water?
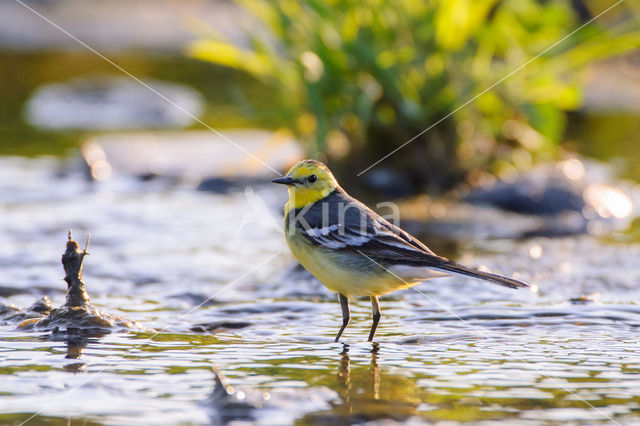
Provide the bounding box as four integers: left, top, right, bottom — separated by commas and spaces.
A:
1, 157, 640, 425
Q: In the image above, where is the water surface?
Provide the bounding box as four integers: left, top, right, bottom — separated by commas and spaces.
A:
1, 157, 640, 425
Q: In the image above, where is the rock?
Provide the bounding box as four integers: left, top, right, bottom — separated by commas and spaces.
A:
204, 366, 334, 425
190, 321, 252, 333
25, 76, 203, 130
196, 177, 264, 194
569, 293, 601, 304
197, 177, 234, 193
0, 0, 248, 51
466, 173, 585, 216
0, 285, 26, 298
61, 233, 91, 307
393, 158, 638, 240
0, 296, 52, 325
464, 159, 635, 236
168, 292, 220, 307
80, 129, 303, 183
205, 367, 260, 424
27, 297, 53, 314
362, 168, 413, 198
196, 176, 277, 193
19, 304, 140, 334
15, 231, 145, 334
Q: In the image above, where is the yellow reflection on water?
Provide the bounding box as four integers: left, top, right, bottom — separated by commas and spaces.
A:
302, 344, 423, 422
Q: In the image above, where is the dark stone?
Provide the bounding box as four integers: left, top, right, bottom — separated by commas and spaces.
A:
169, 292, 219, 307
61, 235, 91, 307
27, 296, 53, 314
14, 231, 144, 334
26, 77, 203, 130
132, 276, 163, 286
191, 321, 252, 333
196, 176, 267, 193
362, 168, 413, 198
0, 286, 24, 297
206, 367, 257, 424
466, 178, 585, 216
196, 177, 234, 193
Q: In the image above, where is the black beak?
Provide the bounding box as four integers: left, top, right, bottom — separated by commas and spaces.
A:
272, 176, 298, 185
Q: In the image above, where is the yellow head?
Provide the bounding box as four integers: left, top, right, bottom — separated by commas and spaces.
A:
272, 159, 339, 209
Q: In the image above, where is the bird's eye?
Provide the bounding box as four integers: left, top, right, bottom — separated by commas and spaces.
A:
308, 174, 317, 183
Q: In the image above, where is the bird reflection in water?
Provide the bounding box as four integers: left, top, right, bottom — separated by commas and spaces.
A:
336, 343, 381, 407
314, 343, 423, 423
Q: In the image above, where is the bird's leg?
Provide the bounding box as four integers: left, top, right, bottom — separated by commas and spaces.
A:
335, 293, 350, 342
368, 296, 381, 342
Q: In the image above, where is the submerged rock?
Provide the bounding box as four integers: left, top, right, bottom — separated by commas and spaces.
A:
79, 129, 303, 184
61, 234, 91, 307
197, 177, 265, 194
463, 159, 636, 237
466, 159, 633, 216
15, 231, 144, 334
362, 168, 414, 198
466, 176, 585, 216
204, 366, 334, 425
0, 297, 52, 325
569, 293, 601, 304
205, 367, 260, 424
190, 321, 252, 333
19, 304, 139, 334
25, 76, 203, 130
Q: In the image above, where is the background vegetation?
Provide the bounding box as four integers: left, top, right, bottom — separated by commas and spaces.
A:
191, 0, 640, 192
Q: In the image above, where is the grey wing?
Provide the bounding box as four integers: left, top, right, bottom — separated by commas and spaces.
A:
373, 216, 439, 256
295, 193, 446, 262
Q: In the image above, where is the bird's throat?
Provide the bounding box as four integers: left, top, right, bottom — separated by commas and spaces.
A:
287, 186, 333, 210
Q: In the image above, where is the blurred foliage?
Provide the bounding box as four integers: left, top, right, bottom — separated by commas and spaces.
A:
568, 111, 640, 183
191, 0, 640, 191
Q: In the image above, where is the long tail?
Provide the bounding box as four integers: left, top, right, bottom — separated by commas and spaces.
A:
435, 260, 529, 289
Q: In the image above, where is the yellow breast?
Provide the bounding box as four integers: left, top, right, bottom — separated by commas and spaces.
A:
284, 214, 419, 297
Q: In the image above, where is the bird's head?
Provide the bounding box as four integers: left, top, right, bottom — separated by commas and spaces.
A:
272, 159, 339, 209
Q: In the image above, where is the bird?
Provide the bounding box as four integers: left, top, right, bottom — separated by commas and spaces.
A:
272, 159, 528, 342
